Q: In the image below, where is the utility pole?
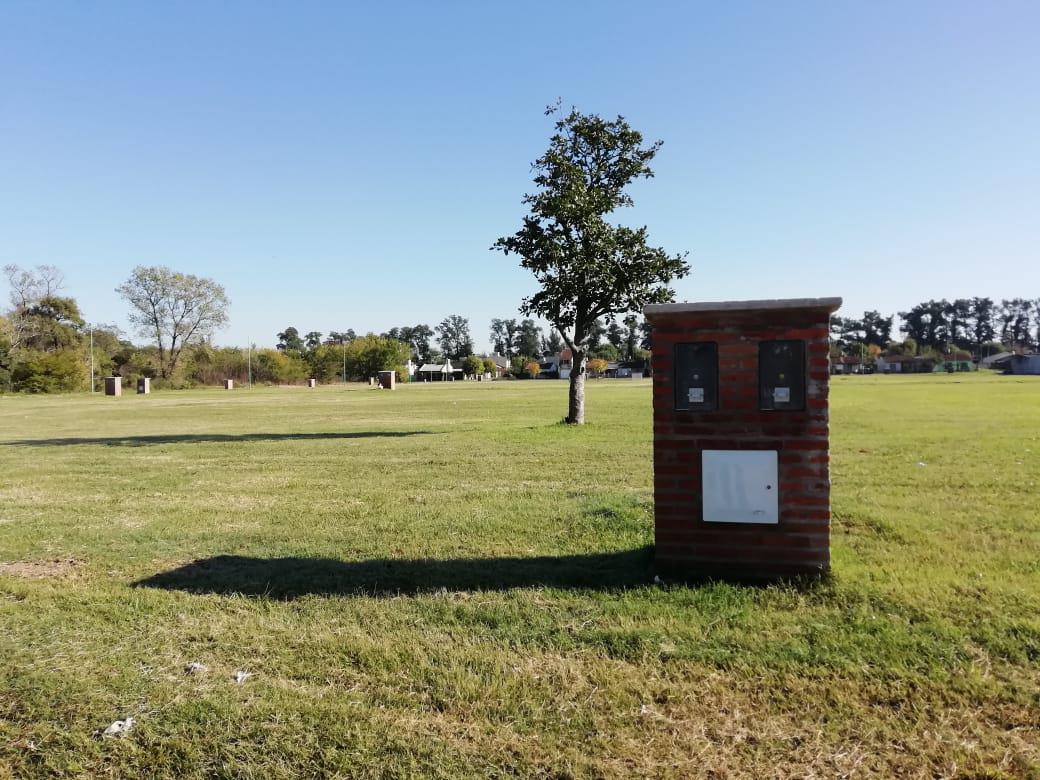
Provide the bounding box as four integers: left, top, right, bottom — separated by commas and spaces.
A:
342, 341, 347, 383
247, 341, 253, 388
89, 326, 95, 392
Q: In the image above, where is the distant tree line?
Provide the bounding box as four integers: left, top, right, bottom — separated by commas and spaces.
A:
489, 315, 650, 365
1, 264, 96, 392
831, 297, 1040, 361
8, 261, 1034, 393
271, 312, 654, 384
0, 263, 237, 392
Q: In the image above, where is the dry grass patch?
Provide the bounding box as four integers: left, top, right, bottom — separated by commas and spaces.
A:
0, 557, 83, 579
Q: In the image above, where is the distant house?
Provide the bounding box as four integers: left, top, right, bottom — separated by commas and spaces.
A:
831, 355, 867, 375
876, 354, 909, 373
416, 361, 465, 381
1006, 354, 1040, 375
981, 351, 1014, 370
486, 354, 510, 378
537, 355, 559, 378
934, 351, 976, 373
876, 354, 935, 374
558, 349, 572, 379
538, 349, 573, 380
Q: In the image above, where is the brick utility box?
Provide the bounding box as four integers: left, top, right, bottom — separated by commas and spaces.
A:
104, 376, 122, 396
137, 377, 150, 394
307, 378, 317, 388
644, 297, 842, 580
377, 370, 395, 390
224, 379, 234, 390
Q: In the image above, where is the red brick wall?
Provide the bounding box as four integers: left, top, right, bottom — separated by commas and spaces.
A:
647, 305, 833, 580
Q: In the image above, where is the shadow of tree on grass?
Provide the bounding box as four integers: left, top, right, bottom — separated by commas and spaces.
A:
3, 431, 434, 447
133, 548, 655, 599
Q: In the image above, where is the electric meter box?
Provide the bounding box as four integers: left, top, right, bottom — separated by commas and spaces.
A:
759, 340, 806, 411
702, 450, 778, 524
644, 297, 842, 580
674, 342, 718, 411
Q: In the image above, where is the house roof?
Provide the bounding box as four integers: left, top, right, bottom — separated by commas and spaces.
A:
981, 351, 1013, 366
417, 363, 450, 372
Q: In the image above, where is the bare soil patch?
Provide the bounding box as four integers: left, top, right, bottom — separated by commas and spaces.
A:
0, 557, 83, 579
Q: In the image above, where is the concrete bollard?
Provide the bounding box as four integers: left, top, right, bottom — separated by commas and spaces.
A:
307, 378, 316, 388
224, 379, 234, 390
377, 370, 396, 390
104, 376, 122, 396
137, 377, 150, 395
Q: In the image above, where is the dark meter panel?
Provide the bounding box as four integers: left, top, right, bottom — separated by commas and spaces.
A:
674, 342, 718, 411
759, 340, 806, 411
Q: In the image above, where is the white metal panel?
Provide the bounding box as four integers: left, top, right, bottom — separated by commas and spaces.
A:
702, 450, 778, 524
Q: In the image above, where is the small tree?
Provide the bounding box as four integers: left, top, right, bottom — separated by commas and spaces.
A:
436, 315, 474, 360
622, 315, 640, 360
276, 327, 304, 352
541, 330, 564, 356
11, 348, 87, 393
517, 319, 542, 358
493, 105, 688, 423
482, 357, 498, 375
463, 355, 484, 377
489, 318, 519, 357
587, 358, 609, 377
524, 360, 541, 379
343, 335, 411, 380
305, 343, 342, 382
117, 266, 229, 379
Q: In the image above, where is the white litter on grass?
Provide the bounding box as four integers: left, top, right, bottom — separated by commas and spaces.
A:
639, 704, 652, 716
102, 717, 134, 736
233, 670, 253, 684
917, 461, 928, 467
185, 662, 208, 675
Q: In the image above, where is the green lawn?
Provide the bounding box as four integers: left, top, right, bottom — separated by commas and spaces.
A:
1, 375, 1037, 778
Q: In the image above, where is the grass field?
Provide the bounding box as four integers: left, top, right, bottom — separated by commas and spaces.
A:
1, 374, 1038, 778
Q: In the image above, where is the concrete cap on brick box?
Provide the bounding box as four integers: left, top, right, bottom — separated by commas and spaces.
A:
645, 297, 842, 318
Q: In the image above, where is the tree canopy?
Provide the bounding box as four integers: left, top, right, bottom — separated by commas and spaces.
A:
493, 104, 689, 423
436, 315, 473, 360
117, 266, 229, 379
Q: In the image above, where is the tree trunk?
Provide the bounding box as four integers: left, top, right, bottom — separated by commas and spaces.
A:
566, 350, 587, 424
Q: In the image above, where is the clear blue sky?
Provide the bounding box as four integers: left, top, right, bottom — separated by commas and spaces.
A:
1, 1, 1037, 350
